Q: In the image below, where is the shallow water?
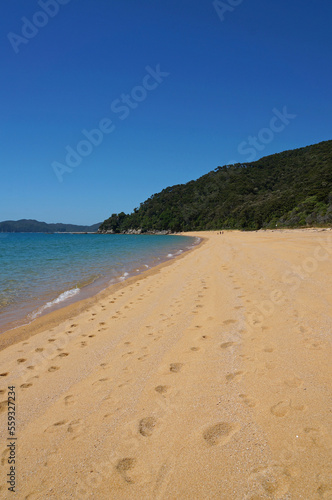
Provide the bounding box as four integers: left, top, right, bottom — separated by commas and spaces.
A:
0, 233, 198, 333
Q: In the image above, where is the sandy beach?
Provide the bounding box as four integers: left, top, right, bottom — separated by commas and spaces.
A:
0, 230, 331, 499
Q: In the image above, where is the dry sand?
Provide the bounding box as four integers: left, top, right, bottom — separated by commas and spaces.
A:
0, 230, 331, 499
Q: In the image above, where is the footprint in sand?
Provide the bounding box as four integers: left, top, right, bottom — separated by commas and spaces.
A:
45, 420, 67, 433
57, 353, 69, 358
263, 361, 277, 370
303, 338, 325, 350
48, 366, 60, 372
0, 401, 8, 414
284, 376, 303, 388
139, 417, 157, 437
220, 342, 236, 350
226, 371, 244, 383
249, 465, 291, 498
137, 355, 148, 361
190, 347, 200, 352
270, 401, 290, 417
20, 383, 32, 389
169, 363, 183, 373
203, 422, 240, 446
0, 373, 9, 377
92, 378, 109, 386
1, 448, 9, 465
67, 419, 81, 434
155, 385, 168, 394
17, 358, 27, 364
316, 472, 332, 498
239, 394, 257, 408
223, 319, 237, 325
122, 351, 134, 358
64, 395, 75, 406
116, 458, 136, 483
302, 427, 332, 449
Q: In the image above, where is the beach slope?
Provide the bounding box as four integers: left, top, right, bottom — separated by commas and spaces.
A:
0, 230, 331, 499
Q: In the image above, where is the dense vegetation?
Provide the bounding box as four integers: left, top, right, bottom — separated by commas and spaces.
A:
0, 219, 101, 233
99, 140, 332, 232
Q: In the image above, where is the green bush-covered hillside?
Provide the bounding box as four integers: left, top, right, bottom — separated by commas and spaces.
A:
99, 140, 332, 232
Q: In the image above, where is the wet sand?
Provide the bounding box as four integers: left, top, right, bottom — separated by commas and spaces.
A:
0, 229, 331, 499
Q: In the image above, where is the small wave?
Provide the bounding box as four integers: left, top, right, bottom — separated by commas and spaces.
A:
167, 253, 173, 257
144, 264, 149, 268
119, 272, 130, 281
29, 288, 80, 319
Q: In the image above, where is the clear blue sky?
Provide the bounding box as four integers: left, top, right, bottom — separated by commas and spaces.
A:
1, 0, 331, 225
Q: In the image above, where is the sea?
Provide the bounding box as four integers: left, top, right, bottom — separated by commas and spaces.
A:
0, 233, 199, 334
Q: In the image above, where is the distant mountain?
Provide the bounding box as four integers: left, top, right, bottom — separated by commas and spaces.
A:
0, 219, 101, 233
99, 140, 332, 232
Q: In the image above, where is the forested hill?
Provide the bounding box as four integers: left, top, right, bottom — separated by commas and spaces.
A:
0, 220, 101, 233
101, 139, 332, 232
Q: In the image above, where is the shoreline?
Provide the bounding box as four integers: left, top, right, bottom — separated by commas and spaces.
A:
0, 229, 331, 498
1, 226, 329, 351
0, 235, 206, 352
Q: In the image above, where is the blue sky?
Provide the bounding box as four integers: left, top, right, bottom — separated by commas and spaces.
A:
1, 0, 331, 225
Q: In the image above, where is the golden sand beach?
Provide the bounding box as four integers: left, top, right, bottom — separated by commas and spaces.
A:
0, 230, 331, 499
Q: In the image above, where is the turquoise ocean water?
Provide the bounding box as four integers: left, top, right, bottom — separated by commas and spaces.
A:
0, 233, 198, 333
